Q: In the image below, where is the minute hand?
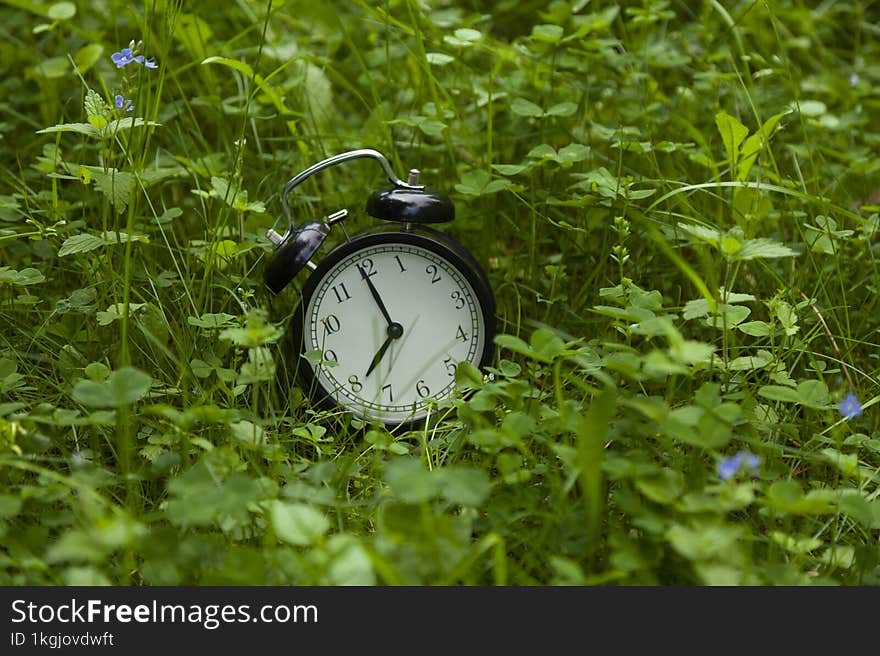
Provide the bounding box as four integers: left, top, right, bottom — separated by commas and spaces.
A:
357, 264, 394, 326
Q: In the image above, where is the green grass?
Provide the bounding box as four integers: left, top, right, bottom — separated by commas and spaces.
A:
1, 0, 879, 585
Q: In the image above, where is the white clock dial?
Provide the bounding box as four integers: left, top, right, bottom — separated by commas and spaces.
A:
302, 241, 487, 424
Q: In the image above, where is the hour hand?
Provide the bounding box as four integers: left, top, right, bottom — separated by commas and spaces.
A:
365, 321, 404, 377
365, 335, 393, 377
357, 263, 393, 327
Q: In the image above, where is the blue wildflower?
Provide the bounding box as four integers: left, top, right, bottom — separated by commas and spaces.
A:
115, 94, 133, 112
111, 47, 136, 68
718, 450, 760, 481
838, 392, 862, 420
111, 46, 158, 69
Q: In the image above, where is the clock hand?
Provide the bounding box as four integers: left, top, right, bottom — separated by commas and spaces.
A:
365, 321, 404, 377
357, 263, 394, 326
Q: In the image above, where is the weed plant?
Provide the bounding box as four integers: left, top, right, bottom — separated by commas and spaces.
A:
1, 0, 879, 585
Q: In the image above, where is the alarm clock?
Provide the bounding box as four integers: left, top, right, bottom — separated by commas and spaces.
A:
264, 149, 495, 428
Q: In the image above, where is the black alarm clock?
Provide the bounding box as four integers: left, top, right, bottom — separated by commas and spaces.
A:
265, 149, 495, 428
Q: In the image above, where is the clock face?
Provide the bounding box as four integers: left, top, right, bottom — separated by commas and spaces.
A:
296, 232, 492, 425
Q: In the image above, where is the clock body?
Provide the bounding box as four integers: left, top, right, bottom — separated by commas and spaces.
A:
287, 226, 495, 427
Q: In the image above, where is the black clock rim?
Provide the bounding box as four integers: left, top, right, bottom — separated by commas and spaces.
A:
286, 227, 496, 431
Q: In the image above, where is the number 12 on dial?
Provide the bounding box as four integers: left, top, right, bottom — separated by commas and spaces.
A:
290, 229, 495, 427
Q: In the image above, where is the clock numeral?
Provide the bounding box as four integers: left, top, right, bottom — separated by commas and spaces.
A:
450, 290, 465, 309
444, 356, 457, 377
358, 258, 377, 278
456, 325, 469, 342
323, 349, 338, 363
415, 380, 431, 398
394, 255, 407, 272
331, 282, 351, 304
425, 264, 441, 284
348, 374, 363, 393
322, 314, 341, 334
382, 384, 393, 403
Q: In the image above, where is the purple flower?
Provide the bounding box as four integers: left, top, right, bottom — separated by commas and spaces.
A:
111, 47, 136, 68
111, 46, 158, 69
838, 392, 862, 420
115, 94, 133, 112
718, 450, 760, 481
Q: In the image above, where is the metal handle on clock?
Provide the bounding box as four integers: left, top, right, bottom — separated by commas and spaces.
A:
277, 149, 423, 242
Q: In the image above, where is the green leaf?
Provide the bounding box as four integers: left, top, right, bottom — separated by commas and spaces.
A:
737, 320, 770, 336
767, 298, 799, 335
556, 143, 590, 164
72, 367, 152, 408
492, 163, 531, 176
666, 523, 743, 561
721, 290, 756, 303
452, 27, 482, 42
324, 534, 376, 585
669, 339, 715, 364
527, 143, 558, 160
527, 143, 590, 166
494, 333, 552, 363
531, 24, 565, 42
436, 467, 491, 506
48, 2, 76, 20
676, 222, 721, 244
385, 458, 437, 503
501, 411, 537, 438
96, 302, 146, 326
736, 110, 789, 181
62, 567, 112, 586
838, 495, 877, 528
425, 52, 454, 65
454, 360, 485, 389
219, 314, 282, 347
0, 495, 22, 518
704, 304, 751, 328
820, 449, 859, 478
187, 312, 237, 329
90, 169, 135, 212
545, 101, 578, 117
165, 467, 262, 528
661, 415, 729, 448
58, 233, 106, 257
771, 531, 823, 555
735, 238, 798, 260
796, 380, 830, 409
727, 350, 773, 371
0, 267, 45, 286
36, 122, 100, 137
714, 111, 749, 170
511, 98, 545, 118
32, 56, 68, 79
791, 99, 827, 117
764, 480, 833, 515
682, 298, 712, 320
238, 348, 276, 385
758, 385, 801, 404
454, 169, 511, 196
74, 44, 104, 73
720, 235, 741, 255
636, 469, 684, 504
530, 328, 565, 358
84, 362, 110, 381
83, 89, 109, 121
